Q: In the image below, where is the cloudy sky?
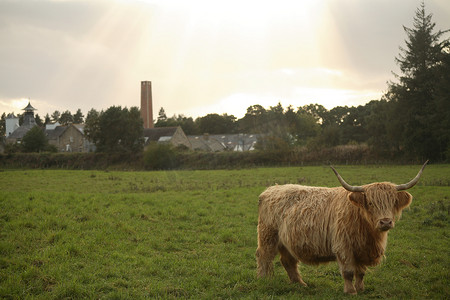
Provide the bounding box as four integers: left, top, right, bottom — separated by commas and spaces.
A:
1, 0, 449, 119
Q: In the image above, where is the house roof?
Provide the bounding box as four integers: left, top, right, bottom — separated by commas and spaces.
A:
6, 124, 39, 140
188, 133, 260, 151
45, 126, 68, 140
143, 127, 179, 143
45, 124, 86, 140
72, 124, 85, 134
188, 136, 226, 152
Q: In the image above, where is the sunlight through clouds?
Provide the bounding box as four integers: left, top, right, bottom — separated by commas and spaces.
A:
0, 0, 449, 117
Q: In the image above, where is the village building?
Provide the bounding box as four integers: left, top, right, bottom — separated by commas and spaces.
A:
188, 134, 226, 152
187, 133, 259, 152
6, 102, 37, 144
5, 113, 20, 137
45, 123, 94, 152
143, 126, 191, 149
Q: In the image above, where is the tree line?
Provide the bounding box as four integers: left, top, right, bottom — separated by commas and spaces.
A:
1, 2, 449, 162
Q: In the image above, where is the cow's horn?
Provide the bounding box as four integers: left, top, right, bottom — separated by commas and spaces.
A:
330, 166, 364, 192
396, 160, 429, 191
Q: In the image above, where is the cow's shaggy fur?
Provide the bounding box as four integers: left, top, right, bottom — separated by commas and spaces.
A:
256, 182, 412, 294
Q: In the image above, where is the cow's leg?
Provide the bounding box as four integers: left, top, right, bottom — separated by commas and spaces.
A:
279, 244, 307, 286
256, 224, 278, 278
354, 266, 366, 292
337, 258, 357, 295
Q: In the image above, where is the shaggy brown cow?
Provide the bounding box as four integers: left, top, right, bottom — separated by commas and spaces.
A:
256, 162, 428, 294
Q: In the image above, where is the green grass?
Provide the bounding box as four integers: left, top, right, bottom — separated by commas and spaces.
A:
0, 165, 449, 299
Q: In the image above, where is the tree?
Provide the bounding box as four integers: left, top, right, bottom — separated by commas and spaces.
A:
294, 109, 320, 143
59, 110, 73, 125
157, 107, 167, 123
299, 104, 329, 126
196, 113, 237, 134
0, 113, 6, 137
433, 49, 450, 160
238, 105, 267, 133
84, 109, 101, 144
51, 110, 61, 123
95, 106, 144, 153
34, 114, 44, 127
154, 107, 200, 134
73, 109, 84, 124
44, 114, 51, 125
21, 126, 48, 152
385, 1, 449, 160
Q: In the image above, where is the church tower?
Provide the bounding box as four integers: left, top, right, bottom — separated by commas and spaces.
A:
141, 81, 153, 128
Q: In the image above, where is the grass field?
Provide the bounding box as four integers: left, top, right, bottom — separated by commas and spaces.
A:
0, 164, 449, 299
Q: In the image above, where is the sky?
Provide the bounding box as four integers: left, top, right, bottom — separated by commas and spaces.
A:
1, 0, 449, 120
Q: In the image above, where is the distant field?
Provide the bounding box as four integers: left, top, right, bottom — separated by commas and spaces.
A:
0, 165, 449, 299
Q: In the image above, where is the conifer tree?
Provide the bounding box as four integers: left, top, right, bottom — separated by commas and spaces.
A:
385, 1, 449, 160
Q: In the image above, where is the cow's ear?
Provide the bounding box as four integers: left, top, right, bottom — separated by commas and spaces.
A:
349, 192, 365, 208
396, 191, 412, 210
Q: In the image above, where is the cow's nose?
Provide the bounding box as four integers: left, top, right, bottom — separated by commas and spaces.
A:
379, 218, 393, 230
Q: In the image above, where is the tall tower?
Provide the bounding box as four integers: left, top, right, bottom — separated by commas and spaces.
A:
141, 81, 153, 128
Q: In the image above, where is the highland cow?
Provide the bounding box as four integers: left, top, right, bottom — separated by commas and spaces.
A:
256, 162, 428, 294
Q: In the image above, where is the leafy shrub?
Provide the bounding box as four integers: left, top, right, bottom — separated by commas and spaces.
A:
22, 126, 49, 152
143, 143, 178, 170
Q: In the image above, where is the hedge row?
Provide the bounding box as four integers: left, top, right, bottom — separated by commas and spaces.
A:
0, 144, 411, 170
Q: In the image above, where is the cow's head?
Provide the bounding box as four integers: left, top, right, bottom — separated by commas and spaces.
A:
331, 161, 428, 232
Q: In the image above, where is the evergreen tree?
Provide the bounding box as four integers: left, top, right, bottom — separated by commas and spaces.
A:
51, 110, 61, 123
44, 114, 51, 125
0, 113, 6, 137
84, 109, 101, 144
385, 1, 449, 160
158, 107, 167, 122
73, 109, 84, 124
34, 114, 44, 127
59, 110, 73, 125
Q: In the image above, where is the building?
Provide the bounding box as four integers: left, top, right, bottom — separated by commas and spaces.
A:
5, 113, 19, 137
143, 126, 191, 149
187, 133, 259, 152
6, 102, 37, 144
141, 81, 153, 129
188, 134, 226, 152
45, 124, 94, 152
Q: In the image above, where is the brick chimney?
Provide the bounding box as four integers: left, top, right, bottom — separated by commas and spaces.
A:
141, 81, 153, 128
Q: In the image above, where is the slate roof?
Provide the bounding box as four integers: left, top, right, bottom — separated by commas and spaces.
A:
7, 124, 37, 140
144, 127, 178, 142
188, 136, 226, 152
187, 134, 259, 151
143, 127, 178, 143
45, 126, 68, 140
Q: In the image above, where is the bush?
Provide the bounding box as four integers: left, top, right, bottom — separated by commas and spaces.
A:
143, 143, 178, 170
22, 126, 49, 153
